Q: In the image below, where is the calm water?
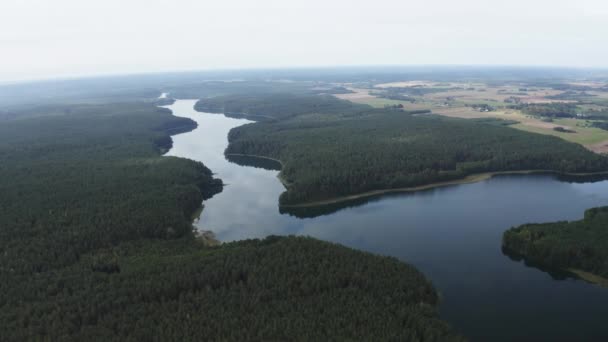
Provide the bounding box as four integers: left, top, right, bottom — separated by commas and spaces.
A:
165, 100, 608, 342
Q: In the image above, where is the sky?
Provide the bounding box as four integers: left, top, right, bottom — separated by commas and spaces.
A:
1, 0, 608, 82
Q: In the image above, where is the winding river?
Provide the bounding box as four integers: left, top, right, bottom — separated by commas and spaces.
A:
165, 99, 608, 342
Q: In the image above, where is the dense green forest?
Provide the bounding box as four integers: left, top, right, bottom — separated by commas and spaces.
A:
195, 93, 364, 120
214, 94, 608, 205
509, 103, 579, 118
0, 101, 463, 340
503, 207, 608, 279
2, 236, 464, 341
0, 102, 222, 272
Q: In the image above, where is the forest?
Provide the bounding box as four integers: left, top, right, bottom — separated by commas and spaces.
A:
503, 207, 608, 280
0, 101, 463, 340
0, 102, 222, 273
215, 94, 608, 205
194, 93, 364, 120
2, 235, 464, 341
508, 103, 579, 118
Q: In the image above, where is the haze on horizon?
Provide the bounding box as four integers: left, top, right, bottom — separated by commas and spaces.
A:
2, 0, 608, 82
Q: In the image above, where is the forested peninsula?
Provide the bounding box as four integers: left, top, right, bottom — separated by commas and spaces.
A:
503, 207, 608, 286
0, 101, 463, 341
196, 94, 608, 206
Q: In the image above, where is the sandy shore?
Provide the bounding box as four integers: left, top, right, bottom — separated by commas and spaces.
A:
569, 269, 608, 288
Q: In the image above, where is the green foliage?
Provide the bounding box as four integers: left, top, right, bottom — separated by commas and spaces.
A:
471, 118, 518, 126
195, 93, 365, 120
166, 80, 317, 99
503, 207, 608, 278
379, 86, 457, 97
466, 103, 495, 112
553, 126, 576, 133
0, 103, 222, 273
1, 236, 464, 341
221, 95, 608, 205
154, 97, 176, 106
591, 121, 608, 131
545, 91, 596, 101
311, 86, 354, 95
0, 101, 462, 340
510, 103, 579, 118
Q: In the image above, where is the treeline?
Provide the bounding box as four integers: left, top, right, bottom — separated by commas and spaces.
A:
383, 103, 432, 114
0, 103, 222, 273
165, 80, 316, 99
313, 86, 354, 94
0, 101, 463, 340
1, 236, 464, 341
377, 86, 456, 97
372, 86, 458, 103
545, 91, 595, 101
154, 97, 176, 106
553, 126, 576, 133
503, 207, 608, 279
223, 95, 608, 205
592, 121, 608, 131
584, 108, 608, 120
195, 93, 366, 120
466, 103, 495, 112
509, 103, 579, 118
470, 118, 518, 126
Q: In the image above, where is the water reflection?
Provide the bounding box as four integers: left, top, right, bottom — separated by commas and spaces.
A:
501, 245, 581, 282
164, 100, 608, 342
224, 154, 282, 171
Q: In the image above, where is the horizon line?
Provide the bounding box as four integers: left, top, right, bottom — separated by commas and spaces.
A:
2, 63, 608, 86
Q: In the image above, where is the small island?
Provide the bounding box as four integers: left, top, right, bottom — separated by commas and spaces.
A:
503, 207, 608, 286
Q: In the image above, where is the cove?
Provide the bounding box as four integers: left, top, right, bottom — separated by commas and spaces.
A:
164, 100, 608, 342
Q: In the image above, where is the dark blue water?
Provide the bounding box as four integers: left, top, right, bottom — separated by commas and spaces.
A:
165, 100, 608, 342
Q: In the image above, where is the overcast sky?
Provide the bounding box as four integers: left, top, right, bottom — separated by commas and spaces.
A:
2, 0, 607, 81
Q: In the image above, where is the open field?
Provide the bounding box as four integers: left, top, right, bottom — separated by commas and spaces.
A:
334, 82, 608, 153
514, 120, 608, 150
567, 81, 608, 88
435, 106, 608, 146
437, 109, 608, 150
334, 87, 431, 109
333, 87, 377, 101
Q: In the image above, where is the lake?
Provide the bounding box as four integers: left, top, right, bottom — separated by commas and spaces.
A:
165, 99, 608, 342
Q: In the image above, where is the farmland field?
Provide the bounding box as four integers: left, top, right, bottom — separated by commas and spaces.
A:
335, 82, 608, 152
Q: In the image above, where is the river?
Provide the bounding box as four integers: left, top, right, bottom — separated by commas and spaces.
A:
164, 99, 608, 342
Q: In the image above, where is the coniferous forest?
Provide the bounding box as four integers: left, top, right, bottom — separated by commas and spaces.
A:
12, 0, 608, 335
6, 70, 608, 340
211, 94, 608, 205
503, 207, 608, 279
0, 101, 463, 341
195, 93, 363, 120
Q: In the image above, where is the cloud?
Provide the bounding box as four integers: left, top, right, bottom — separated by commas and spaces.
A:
1, 0, 607, 81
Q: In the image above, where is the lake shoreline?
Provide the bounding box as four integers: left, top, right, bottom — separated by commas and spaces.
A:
279, 169, 608, 208
223, 150, 608, 208
172, 100, 608, 340
224, 153, 292, 187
